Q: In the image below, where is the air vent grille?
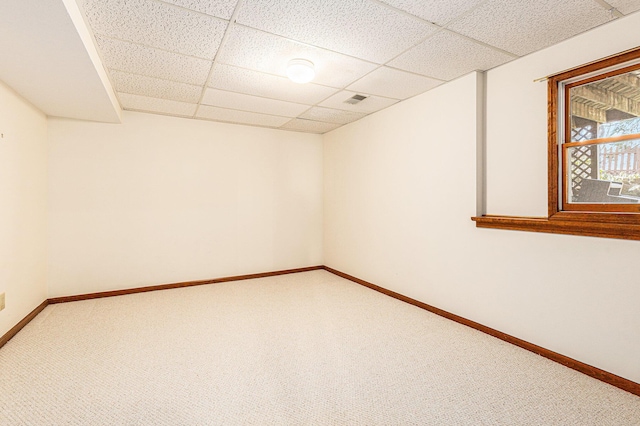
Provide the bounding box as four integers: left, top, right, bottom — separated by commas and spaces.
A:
344, 94, 368, 104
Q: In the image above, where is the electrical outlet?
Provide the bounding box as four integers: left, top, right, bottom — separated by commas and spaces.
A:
0, 293, 5, 311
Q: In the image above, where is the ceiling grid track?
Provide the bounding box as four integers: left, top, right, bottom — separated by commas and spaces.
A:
56, 0, 638, 133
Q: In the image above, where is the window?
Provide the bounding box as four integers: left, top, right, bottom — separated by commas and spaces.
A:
558, 54, 640, 213
473, 47, 640, 240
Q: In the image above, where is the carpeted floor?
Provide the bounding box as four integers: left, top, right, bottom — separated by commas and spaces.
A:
1, 270, 639, 425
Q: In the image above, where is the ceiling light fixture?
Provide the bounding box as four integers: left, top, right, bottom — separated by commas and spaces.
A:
287, 59, 315, 84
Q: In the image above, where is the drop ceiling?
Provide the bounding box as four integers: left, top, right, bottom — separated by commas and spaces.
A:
3, 1, 640, 133
0, 0, 121, 123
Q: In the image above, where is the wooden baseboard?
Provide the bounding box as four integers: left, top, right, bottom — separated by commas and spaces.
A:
323, 265, 640, 397
0, 300, 49, 350
48, 266, 324, 304
4, 265, 638, 398
1, 266, 323, 347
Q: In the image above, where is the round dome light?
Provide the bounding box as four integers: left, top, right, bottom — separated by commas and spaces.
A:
287, 59, 315, 84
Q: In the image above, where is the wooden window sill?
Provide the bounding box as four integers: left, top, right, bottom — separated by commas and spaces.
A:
472, 215, 640, 241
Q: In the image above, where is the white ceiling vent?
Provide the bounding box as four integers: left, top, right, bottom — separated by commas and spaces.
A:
344, 94, 368, 105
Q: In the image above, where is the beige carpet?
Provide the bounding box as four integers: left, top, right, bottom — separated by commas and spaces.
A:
0, 270, 638, 425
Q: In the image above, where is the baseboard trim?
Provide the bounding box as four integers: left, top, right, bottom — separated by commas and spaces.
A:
323, 265, 640, 397
0, 300, 49, 350
4, 266, 639, 397
1, 266, 324, 348
48, 266, 324, 304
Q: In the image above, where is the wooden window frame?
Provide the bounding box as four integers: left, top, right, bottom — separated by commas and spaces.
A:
559, 61, 640, 213
473, 46, 640, 241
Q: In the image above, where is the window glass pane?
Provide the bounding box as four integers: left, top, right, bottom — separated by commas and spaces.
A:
567, 139, 640, 203
569, 70, 640, 142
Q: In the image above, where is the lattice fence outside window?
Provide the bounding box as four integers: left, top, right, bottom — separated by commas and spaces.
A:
570, 120, 598, 191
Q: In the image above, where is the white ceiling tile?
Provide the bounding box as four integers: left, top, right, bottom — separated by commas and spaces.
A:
119, 92, 197, 116
347, 66, 443, 99
281, 119, 342, 134
299, 107, 366, 124
388, 30, 514, 81
318, 91, 399, 114
110, 70, 202, 103
607, 0, 640, 14
202, 88, 310, 117
209, 63, 338, 105
236, 0, 437, 63
80, 0, 227, 59
447, 0, 615, 56
197, 105, 290, 127
217, 25, 377, 88
95, 35, 211, 85
160, 0, 238, 19
377, 0, 486, 26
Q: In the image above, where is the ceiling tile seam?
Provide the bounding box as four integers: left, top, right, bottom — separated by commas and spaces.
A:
291, 105, 318, 122
501, 19, 636, 79
209, 62, 344, 91
381, 65, 448, 82
279, 127, 324, 135
107, 64, 343, 98
123, 107, 194, 118
77, 0, 632, 133
204, 88, 340, 111
382, 26, 446, 63
203, 87, 313, 108
107, 68, 203, 88
209, 21, 424, 117
125, 105, 340, 134
78, 1, 496, 132
93, 33, 219, 62
227, 23, 484, 94
288, 117, 339, 125
436, 0, 534, 57
110, 68, 341, 120
232, 23, 381, 68
338, 26, 454, 95
334, 66, 399, 97
276, 118, 332, 133
198, 103, 315, 121
235, 5, 517, 77
292, 89, 361, 123
191, 115, 297, 131
151, 0, 235, 20
278, 125, 327, 133
123, 108, 307, 133
348, 12, 518, 91
223, 24, 451, 108
194, 0, 246, 118
340, 62, 447, 101
278, 117, 299, 129
333, 100, 401, 120
440, 28, 520, 58
366, 0, 438, 26
437, 0, 492, 29
116, 89, 198, 104
304, 88, 401, 117
369, 0, 498, 29
294, 115, 356, 125
438, 1, 615, 58
592, 0, 624, 17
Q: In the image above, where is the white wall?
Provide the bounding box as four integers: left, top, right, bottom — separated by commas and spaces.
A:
324, 12, 640, 384
47, 111, 323, 297
0, 81, 48, 337
486, 11, 640, 216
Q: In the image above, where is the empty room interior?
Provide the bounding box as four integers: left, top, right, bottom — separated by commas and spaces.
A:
2, 0, 640, 424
